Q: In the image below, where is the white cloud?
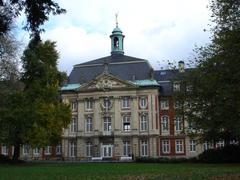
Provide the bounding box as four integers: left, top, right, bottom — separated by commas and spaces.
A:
38, 0, 212, 73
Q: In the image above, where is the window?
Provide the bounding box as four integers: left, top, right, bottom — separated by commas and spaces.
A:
23, 145, 30, 155
175, 140, 184, 153
86, 142, 92, 157
86, 116, 93, 132
188, 121, 196, 131
1, 146, 8, 156
33, 148, 40, 156
103, 98, 111, 109
139, 97, 147, 109
103, 117, 111, 131
174, 101, 181, 109
161, 116, 169, 132
56, 145, 62, 155
70, 117, 77, 132
160, 100, 169, 110
122, 97, 130, 109
69, 141, 76, 157
71, 101, 77, 111
189, 140, 196, 152
175, 117, 182, 132
45, 146, 52, 155
216, 140, 225, 148
203, 141, 212, 151
141, 140, 148, 156
123, 141, 131, 157
140, 114, 148, 131
162, 140, 170, 153
85, 99, 93, 111
173, 82, 180, 92
122, 115, 131, 132
186, 85, 193, 92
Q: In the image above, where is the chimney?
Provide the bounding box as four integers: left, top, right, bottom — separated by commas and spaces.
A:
178, 61, 185, 73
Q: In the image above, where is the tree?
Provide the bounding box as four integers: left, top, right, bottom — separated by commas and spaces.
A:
176, 0, 240, 145
0, 39, 71, 161
0, 0, 66, 37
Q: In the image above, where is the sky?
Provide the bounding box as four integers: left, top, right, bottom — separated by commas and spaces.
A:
18, 0, 212, 74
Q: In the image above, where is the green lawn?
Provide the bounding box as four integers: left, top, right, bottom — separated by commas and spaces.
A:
0, 163, 240, 180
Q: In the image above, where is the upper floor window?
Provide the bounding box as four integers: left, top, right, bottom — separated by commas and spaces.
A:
175, 140, 184, 153
122, 115, 131, 132
85, 99, 93, 111
186, 85, 193, 92
122, 97, 130, 109
173, 82, 180, 92
160, 100, 169, 110
140, 114, 148, 131
85, 116, 93, 132
103, 117, 111, 131
139, 97, 148, 109
71, 101, 78, 112
174, 100, 181, 109
103, 98, 111, 109
175, 116, 183, 132
70, 117, 77, 133
161, 116, 169, 132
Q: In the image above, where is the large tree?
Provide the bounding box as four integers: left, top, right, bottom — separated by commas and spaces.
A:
0, 39, 71, 161
176, 0, 240, 145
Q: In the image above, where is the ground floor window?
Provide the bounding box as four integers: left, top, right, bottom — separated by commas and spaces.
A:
203, 141, 212, 151
1, 145, 8, 156
69, 141, 77, 157
86, 142, 92, 157
175, 140, 184, 153
216, 140, 225, 148
162, 140, 170, 154
56, 145, 62, 155
23, 145, 30, 155
33, 148, 40, 156
44, 146, 52, 155
123, 141, 131, 156
189, 140, 196, 152
140, 140, 148, 157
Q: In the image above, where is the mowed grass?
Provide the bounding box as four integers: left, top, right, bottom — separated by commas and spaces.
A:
0, 163, 240, 180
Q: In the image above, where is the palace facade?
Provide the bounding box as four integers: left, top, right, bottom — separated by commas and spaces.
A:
0, 23, 225, 161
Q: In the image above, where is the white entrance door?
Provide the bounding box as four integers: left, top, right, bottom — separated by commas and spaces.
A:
102, 145, 113, 158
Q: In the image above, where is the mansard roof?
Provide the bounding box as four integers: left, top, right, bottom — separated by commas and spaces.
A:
68, 54, 153, 84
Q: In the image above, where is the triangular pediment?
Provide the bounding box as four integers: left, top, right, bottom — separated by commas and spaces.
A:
78, 73, 138, 91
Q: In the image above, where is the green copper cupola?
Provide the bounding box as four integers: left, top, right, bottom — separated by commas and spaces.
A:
110, 14, 125, 55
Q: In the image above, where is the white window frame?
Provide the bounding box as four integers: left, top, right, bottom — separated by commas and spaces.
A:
140, 114, 148, 131
56, 145, 62, 155
123, 141, 131, 157
141, 140, 148, 157
85, 99, 93, 111
174, 100, 181, 109
33, 148, 40, 156
86, 142, 92, 157
70, 117, 77, 133
122, 97, 130, 109
45, 146, 52, 155
175, 140, 184, 153
160, 100, 169, 110
173, 82, 180, 92
203, 141, 213, 151
103, 117, 111, 131
139, 97, 147, 109
1, 145, 8, 156
162, 140, 170, 154
71, 101, 78, 112
103, 98, 111, 109
189, 140, 196, 152
23, 145, 30, 155
216, 140, 225, 148
161, 116, 169, 132
175, 117, 182, 132
85, 116, 93, 132
122, 115, 131, 132
69, 141, 76, 157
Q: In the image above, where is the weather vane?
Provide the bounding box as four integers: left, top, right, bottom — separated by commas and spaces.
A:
115, 12, 119, 27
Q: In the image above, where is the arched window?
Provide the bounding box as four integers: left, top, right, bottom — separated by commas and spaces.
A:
114, 37, 119, 48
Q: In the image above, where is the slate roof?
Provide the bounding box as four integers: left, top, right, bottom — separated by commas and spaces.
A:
68, 54, 153, 84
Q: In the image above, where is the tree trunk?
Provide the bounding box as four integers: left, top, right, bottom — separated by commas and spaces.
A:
12, 143, 20, 161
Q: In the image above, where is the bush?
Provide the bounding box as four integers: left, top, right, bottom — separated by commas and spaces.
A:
0, 154, 11, 164
198, 145, 240, 163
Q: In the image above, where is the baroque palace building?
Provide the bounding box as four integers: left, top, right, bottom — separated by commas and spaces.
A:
0, 23, 224, 160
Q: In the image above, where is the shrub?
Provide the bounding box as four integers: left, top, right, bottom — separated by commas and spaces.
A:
198, 145, 240, 163
0, 154, 11, 164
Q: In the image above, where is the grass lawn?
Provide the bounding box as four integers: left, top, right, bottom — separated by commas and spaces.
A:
0, 163, 240, 180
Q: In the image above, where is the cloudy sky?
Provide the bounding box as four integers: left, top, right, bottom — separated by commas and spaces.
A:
18, 0, 212, 74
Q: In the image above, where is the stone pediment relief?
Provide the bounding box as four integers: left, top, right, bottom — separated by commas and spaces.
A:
80, 74, 137, 91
